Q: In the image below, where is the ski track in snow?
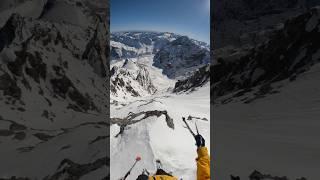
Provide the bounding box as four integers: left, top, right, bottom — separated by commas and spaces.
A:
110, 55, 210, 180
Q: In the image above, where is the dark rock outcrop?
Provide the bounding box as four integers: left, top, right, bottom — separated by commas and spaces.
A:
213, 7, 320, 98
82, 19, 108, 77
0, 72, 21, 99
230, 170, 307, 180
111, 110, 174, 137
213, 0, 320, 48
174, 65, 210, 93
0, 14, 21, 52
153, 36, 209, 79
45, 157, 108, 180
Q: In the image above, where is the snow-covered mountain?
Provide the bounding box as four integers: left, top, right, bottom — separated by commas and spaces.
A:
0, 0, 109, 179
173, 64, 210, 93
110, 32, 209, 71
153, 36, 210, 79
213, 5, 320, 180
110, 31, 179, 60
110, 58, 157, 100
213, 6, 320, 100
110, 31, 210, 100
0, 1, 210, 179
110, 31, 211, 180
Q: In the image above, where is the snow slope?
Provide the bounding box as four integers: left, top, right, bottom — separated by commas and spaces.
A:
214, 63, 320, 180
212, 6, 320, 180
110, 84, 210, 180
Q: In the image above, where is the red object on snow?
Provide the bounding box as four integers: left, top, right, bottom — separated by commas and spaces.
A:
136, 156, 142, 161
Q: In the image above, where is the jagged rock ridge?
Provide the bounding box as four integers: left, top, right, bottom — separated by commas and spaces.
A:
153, 36, 210, 79
0, 0, 109, 179
110, 59, 157, 98
213, 7, 320, 100
173, 65, 210, 93
110, 31, 179, 59
213, 0, 320, 48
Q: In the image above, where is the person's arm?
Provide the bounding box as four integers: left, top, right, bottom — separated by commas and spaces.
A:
195, 135, 210, 180
196, 146, 210, 180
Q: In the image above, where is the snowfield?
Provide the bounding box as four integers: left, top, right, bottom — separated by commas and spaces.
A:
214, 63, 320, 180
110, 55, 210, 180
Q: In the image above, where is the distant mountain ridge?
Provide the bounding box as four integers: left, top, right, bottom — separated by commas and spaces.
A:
110, 31, 210, 99
110, 31, 209, 60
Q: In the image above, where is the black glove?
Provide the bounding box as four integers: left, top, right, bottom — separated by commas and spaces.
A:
195, 134, 205, 147
136, 174, 148, 180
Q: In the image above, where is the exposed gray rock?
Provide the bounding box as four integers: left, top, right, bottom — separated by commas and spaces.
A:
173, 65, 210, 93
112, 110, 174, 137
213, 7, 320, 100
213, 0, 320, 48
45, 157, 108, 180
230, 170, 307, 180
153, 36, 209, 79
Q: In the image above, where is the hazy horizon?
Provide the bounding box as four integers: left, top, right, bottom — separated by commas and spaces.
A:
110, 30, 210, 44
111, 0, 210, 43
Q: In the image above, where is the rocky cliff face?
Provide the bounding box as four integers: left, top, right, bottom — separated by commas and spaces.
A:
110, 59, 157, 99
173, 64, 210, 93
110, 31, 210, 100
0, 0, 109, 179
213, 0, 320, 48
153, 36, 210, 79
213, 7, 320, 101
110, 31, 179, 60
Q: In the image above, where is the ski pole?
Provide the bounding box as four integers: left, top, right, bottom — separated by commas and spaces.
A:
182, 117, 196, 138
123, 156, 142, 180
195, 121, 199, 135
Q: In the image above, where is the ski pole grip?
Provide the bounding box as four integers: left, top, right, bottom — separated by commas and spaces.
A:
136, 156, 141, 161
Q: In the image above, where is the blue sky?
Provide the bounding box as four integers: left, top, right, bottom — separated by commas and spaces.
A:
110, 0, 210, 44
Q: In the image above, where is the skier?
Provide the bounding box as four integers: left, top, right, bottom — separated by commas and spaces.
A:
135, 134, 210, 180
